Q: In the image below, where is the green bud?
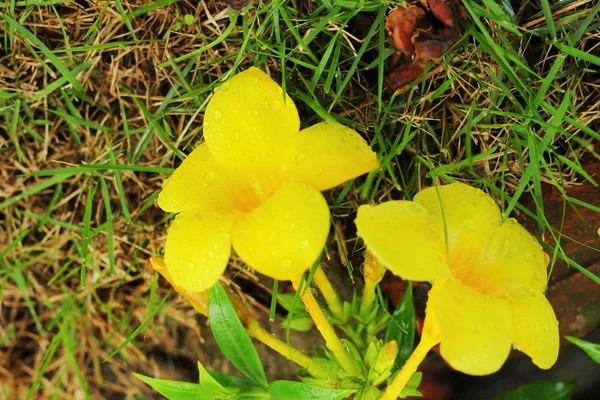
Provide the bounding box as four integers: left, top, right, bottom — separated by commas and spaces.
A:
283, 314, 314, 332
363, 339, 382, 368
368, 340, 398, 387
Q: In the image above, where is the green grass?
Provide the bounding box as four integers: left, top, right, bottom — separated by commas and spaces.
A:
0, 0, 599, 398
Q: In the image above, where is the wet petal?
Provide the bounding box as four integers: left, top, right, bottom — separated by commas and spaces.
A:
414, 182, 502, 251
204, 67, 300, 177
290, 122, 380, 191
508, 286, 559, 369
429, 277, 512, 375
355, 201, 446, 281
157, 143, 241, 214
479, 218, 548, 295
231, 181, 330, 281
164, 210, 234, 292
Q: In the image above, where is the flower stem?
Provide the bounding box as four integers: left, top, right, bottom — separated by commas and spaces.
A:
292, 279, 362, 377
245, 319, 330, 380
313, 267, 347, 323
380, 318, 441, 400
150, 257, 329, 379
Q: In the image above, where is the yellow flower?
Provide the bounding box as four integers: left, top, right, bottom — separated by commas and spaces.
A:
355, 182, 559, 375
158, 67, 379, 292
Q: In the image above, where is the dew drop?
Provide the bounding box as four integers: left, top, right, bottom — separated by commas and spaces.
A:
487, 197, 496, 207
252, 77, 259, 85
268, 232, 277, 244
196, 279, 203, 287
272, 100, 282, 110
405, 202, 423, 214
205, 133, 214, 140
288, 223, 296, 232
231, 132, 239, 141
502, 240, 517, 258
213, 145, 221, 152
212, 110, 222, 121
295, 153, 306, 164
220, 82, 230, 91
525, 252, 533, 261
187, 262, 195, 271
299, 240, 309, 249
203, 171, 215, 183
204, 120, 210, 129
208, 251, 215, 259
543, 253, 550, 265
250, 138, 258, 146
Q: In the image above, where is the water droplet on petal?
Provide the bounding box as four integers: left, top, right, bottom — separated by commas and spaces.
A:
502, 240, 517, 258
212, 110, 222, 121
250, 138, 258, 146
288, 223, 296, 232
299, 240, 309, 249
543, 253, 550, 265
188, 262, 195, 271
208, 251, 215, 259
405, 202, 424, 214
203, 171, 215, 183
220, 82, 230, 91
295, 153, 306, 165
268, 232, 277, 244
213, 145, 221, 152
525, 252, 533, 261
231, 132, 239, 141
204, 121, 210, 129
196, 279, 203, 287
487, 197, 496, 207
272, 100, 282, 110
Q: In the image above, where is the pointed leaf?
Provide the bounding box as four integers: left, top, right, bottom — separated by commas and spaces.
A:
385, 282, 415, 370
565, 336, 600, 364
198, 362, 228, 394
208, 282, 268, 388
134, 373, 227, 400
269, 381, 354, 400
208, 371, 258, 391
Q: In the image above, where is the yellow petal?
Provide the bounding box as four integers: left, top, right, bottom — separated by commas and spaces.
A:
289, 122, 379, 191
355, 201, 446, 281
508, 286, 559, 369
429, 277, 512, 375
414, 182, 502, 280
204, 67, 300, 178
164, 210, 234, 292
478, 218, 549, 295
231, 181, 330, 281
414, 182, 501, 248
157, 143, 243, 214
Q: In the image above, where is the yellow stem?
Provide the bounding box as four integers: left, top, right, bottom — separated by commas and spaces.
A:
313, 267, 347, 323
292, 279, 362, 377
380, 318, 441, 400
150, 257, 328, 378
246, 319, 330, 380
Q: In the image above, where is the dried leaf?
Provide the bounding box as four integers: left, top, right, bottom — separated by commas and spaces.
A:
384, 61, 425, 91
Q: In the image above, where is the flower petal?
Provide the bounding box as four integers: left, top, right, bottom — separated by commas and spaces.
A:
164, 210, 234, 292
508, 286, 559, 369
355, 201, 446, 281
231, 181, 330, 281
479, 218, 549, 295
414, 182, 501, 251
158, 143, 242, 214
204, 67, 300, 176
289, 122, 380, 191
429, 277, 512, 375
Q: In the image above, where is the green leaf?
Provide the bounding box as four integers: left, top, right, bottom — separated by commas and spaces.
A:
208, 282, 268, 388
565, 336, 600, 364
208, 371, 258, 391
184, 14, 194, 25
133, 373, 227, 400
385, 282, 415, 370
492, 380, 575, 400
269, 381, 354, 400
198, 362, 229, 394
